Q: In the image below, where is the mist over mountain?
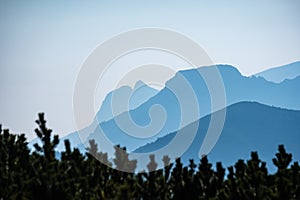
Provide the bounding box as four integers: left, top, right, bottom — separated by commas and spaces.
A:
28, 81, 158, 152
134, 102, 300, 172
28, 63, 300, 161
89, 64, 300, 151
255, 61, 300, 83
96, 80, 158, 123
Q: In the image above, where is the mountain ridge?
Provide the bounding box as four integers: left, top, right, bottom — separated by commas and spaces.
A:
255, 61, 300, 83
28, 63, 300, 160
134, 101, 300, 172
91, 64, 300, 151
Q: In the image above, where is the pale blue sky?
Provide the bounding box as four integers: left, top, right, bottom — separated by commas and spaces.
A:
0, 0, 300, 140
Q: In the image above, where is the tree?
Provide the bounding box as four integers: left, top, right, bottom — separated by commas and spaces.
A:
272, 145, 294, 199
1, 115, 300, 199
33, 113, 59, 161
113, 145, 137, 173
0, 127, 31, 199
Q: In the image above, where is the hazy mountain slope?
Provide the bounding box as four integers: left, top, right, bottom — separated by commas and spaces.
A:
28, 81, 158, 152
96, 80, 158, 123
255, 61, 300, 83
135, 102, 300, 172
29, 63, 300, 156
91, 64, 300, 151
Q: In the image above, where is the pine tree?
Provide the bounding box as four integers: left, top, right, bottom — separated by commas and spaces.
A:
1, 115, 300, 200
290, 162, 300, 199
272, 145, 293, 199
113, 145, 137, 173
197, 155, 217, 198
30, 113, 68, 199
245, 152, 270, 199
0, 127, 31, 199
170, 158, 185, 199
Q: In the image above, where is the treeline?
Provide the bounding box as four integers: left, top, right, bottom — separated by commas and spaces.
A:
0, 113, 299, 199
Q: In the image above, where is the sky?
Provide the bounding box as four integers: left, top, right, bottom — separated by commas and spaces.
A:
0, 0, 300, 140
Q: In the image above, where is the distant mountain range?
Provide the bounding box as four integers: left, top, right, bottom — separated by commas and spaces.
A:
134, 101, 300, 172
28, 81, 158, 152
96, 80, 158, 123
255, 61, 300, 83
28, 62, 300, 171
87, 64, 300, 151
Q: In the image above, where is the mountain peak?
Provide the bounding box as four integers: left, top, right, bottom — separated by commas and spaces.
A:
215, 64, 242, 76
176, 64, 242, 78
134, 80, 146, 89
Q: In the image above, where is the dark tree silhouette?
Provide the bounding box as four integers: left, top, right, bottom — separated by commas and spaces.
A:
0, 114, 299, 199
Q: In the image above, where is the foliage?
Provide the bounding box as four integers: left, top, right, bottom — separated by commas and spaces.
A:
0, 114, 299, 199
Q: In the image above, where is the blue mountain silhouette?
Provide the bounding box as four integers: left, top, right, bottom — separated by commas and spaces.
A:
96, 80, 158, 123
255, 61, 300, 83
28, 81, 158, 152
134, 102, 300, 172
88, 64, 300, 151
28, 63, 300, 159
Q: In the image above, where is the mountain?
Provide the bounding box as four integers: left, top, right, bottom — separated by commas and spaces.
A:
28, 81, 158, 152
28, 63, 300, 159
255, 61, 300, 83
96, 80, 158, 122
88, 64, 300, 151
134, 102, 300, 172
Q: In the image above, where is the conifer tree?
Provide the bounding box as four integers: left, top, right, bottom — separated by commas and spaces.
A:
272, 145, 293, 199
113, 145, 137, 172
1, 115, 300, 200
